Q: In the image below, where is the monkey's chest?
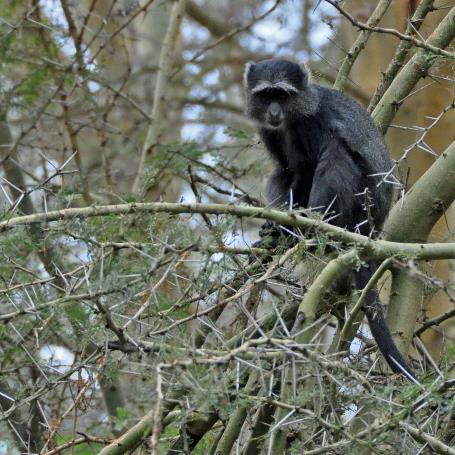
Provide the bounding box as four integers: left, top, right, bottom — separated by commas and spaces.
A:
261, 125, 324, 207
282, 134, 319, 207
283, 166, 316, 208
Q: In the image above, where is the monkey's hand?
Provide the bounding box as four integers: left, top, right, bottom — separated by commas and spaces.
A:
258, 220, 282, 246
249, 221, 295, 263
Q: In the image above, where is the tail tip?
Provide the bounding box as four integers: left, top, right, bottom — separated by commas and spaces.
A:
388, 354, 420, 386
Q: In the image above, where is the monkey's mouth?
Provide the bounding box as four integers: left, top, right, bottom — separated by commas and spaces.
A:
267, 119, 284, 128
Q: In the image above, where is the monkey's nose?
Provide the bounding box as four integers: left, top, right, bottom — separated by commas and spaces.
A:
269, 103, 281, 118
270, 105, 280, 116
268, 103, 283, 125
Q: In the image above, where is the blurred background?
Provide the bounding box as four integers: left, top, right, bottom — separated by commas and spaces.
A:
0, 1, 454, 453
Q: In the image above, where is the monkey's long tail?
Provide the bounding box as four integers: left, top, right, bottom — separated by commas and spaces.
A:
354, 267, 419, 384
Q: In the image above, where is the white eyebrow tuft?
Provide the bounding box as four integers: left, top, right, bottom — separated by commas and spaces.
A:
251, 81, 273, 93
252, 80, 298, 94
273, 81, 299, 93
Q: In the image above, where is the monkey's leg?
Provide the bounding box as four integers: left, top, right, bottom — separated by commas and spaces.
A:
307, 139, 364, 230
266, 167, 291, 208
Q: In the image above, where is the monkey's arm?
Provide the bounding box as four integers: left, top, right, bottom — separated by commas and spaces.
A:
249, 169, 296, 261
266, 168, 291, 207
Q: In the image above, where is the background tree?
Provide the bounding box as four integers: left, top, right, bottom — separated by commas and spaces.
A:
0, 1, 454, 454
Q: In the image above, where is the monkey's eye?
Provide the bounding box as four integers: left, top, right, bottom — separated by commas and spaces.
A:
255, 88, 290, 103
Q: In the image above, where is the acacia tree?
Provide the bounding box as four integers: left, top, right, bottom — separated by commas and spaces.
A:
0, 1, 454, 454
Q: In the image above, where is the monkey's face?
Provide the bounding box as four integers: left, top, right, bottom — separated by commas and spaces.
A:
244, 59, 309, 129
255, 89, 289, 129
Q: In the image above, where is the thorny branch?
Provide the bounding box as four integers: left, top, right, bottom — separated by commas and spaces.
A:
1, 1, 455, 454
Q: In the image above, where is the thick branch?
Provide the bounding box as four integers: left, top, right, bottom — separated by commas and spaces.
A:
3, 201, 455, 261
333, 0, 392, 91
400, 422, 455, 455
368, 0, 435, 112
326, 0, 455, 60
385, 140, 455, 242
385, 141, 455, 355
371, 6, 455, 133
185, 1, 230, 37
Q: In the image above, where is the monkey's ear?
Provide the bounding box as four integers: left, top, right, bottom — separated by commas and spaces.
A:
297, 61, 312, 86
243, 61, 256, 87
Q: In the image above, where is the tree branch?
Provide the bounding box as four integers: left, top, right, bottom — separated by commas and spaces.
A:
3, 200, 455, 260
326, 0, 455, 60
371, 6, 455, 133
333, 0, 393, 91
384, 139, 455, 356
132, 0, 187, 195
368, 0, 436, 112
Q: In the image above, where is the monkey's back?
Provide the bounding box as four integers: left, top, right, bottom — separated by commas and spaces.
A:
313, 86, 394, 229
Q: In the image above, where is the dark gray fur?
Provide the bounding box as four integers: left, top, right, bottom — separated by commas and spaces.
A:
244, 59, 416, 381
